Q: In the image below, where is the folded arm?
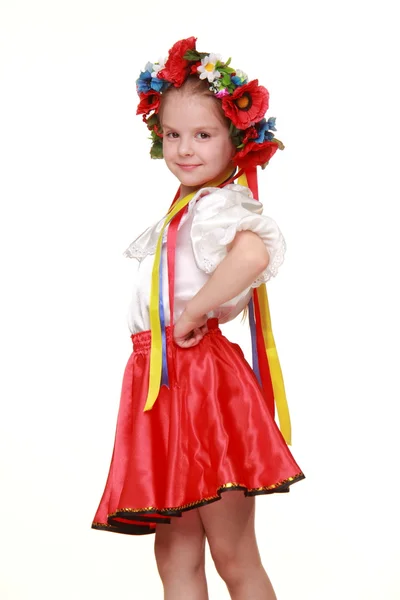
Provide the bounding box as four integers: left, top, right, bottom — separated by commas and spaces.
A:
174, 231, 269, 347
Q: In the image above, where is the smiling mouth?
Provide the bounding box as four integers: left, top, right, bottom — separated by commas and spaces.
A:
177, 164, 202, 169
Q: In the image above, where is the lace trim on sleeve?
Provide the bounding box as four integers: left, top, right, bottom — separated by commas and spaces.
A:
251, 231, 286, 287
123, 243, 157, 261
195, 227, 286, 285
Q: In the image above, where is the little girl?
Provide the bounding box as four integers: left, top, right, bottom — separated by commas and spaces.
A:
92, 37, 305, 600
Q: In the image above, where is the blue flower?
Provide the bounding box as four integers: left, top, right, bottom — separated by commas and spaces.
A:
264, 130, 275, 141
136, 71, 170, 94
151, 77, 169, 92
231, 75, 245, 87
255, 117, 277, 143
136, 70, 152, 93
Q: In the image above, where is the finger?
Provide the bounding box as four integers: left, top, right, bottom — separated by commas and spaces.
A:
189, 328, 205, 346
174, 329, 193, 344
174, 330, 204, 348
175, 338, 196, 348
174, 332, 195, 347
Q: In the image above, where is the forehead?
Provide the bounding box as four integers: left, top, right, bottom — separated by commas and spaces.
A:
160, 93, 226, 127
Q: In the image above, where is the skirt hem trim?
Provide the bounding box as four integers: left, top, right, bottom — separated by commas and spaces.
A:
91, 472, 305, 536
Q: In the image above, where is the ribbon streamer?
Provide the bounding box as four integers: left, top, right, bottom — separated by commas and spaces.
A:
238, 170, 292, 445
144, 169, 236, 412
144, 190, 197, 411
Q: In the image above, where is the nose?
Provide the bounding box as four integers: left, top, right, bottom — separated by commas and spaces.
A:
177, 135, 194, 157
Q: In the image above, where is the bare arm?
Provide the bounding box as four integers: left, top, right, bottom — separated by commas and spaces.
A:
174, 230, 269, 347
187, 230, 268, 318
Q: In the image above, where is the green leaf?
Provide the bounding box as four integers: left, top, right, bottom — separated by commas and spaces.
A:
229, 122, 240, 136
231, 131, 244, 147
150, 140, 163, 159
219, 64, 235, 75
150, 129, 163, 142
183, 50, 209, 61
183, 49, 201, 61
146, 114, 159, 129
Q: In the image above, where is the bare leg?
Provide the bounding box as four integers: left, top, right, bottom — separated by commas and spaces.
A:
199, 491, 277, 600
154, 508, 209, 600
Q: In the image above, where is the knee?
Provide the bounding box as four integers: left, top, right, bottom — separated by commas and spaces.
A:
209, 543, 239, 583
210, 543, 261, 587
154, 532, 205, 582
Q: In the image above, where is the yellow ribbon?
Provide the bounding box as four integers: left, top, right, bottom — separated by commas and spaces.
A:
237, 173, 292, 445
144, 169, 235, 412
258, 286, 292, 444
144, 190, 197, 411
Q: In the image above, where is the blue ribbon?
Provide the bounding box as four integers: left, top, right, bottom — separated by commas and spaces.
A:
248, 297, 261, 386
158, 247, 169, 388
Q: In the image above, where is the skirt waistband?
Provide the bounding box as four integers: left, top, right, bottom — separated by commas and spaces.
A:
131, 318, 220, 353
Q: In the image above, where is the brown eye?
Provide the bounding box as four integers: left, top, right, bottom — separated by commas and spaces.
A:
196, 132, 210, 139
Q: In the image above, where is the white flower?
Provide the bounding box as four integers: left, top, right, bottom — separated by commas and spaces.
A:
209, 79, 223, 93
151, 57, 166, 78
197, 53, 222, 83
235, 69, 248, 82
143, 61, 154, 73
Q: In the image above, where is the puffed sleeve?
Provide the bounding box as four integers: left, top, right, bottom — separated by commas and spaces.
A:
190, 184, 286, 286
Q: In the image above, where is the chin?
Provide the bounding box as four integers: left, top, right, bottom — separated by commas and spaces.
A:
180, 171, 217, 184
176, 172, 203, 185
180, 175, 205, 185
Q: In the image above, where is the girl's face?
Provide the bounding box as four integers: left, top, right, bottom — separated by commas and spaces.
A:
161, 93, 235, 197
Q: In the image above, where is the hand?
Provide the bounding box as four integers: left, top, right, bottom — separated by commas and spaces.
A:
173, 308, 208, 348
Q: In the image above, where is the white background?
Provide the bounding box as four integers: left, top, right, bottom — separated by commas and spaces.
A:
1, 1, 399, 598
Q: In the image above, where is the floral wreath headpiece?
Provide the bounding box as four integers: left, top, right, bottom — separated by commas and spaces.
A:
135, 36, 284, 170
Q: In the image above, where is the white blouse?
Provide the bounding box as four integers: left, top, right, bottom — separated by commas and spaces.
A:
124, 184, 286, 335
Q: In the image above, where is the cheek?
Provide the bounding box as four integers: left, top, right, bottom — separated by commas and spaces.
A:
218, 139, 236, 162
162, 140, 173, 160
218, 133, 236, 158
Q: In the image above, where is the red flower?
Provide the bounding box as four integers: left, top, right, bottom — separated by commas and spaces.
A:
242, 126, 258, 145
190, 61, 201, 74
153, 123, 163, 138
222, 80, 269, 130
233, 140, 279, 170
136, 91, 161, 116
158, 36, 197, 87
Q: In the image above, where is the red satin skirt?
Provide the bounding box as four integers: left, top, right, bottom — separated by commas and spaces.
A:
92, 319, 305, 535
